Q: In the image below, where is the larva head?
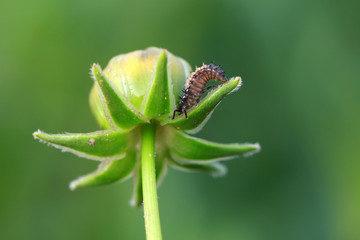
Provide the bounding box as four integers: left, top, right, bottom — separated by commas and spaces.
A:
172, 88, 192, 119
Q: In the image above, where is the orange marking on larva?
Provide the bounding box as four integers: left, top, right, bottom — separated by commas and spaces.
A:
172, 63, 227, 120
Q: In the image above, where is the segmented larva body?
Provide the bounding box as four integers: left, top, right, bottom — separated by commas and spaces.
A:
172, 63, 227, 119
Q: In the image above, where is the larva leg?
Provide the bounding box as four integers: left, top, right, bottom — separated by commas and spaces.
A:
184, 110, 188, 119
191, 95, 198, 106
203, 85, 218, 92
172, 110, 178, 120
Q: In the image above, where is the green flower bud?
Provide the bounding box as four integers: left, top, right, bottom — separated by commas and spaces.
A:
89, 47, 192, 130
33, 47, 260, 209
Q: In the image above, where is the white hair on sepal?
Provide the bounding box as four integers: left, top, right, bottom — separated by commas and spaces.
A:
32, 129, 45, 143
243, 142, 261, 157
90, 63, 102, 82
229, 76, 242, 94
210, 162, 228, 178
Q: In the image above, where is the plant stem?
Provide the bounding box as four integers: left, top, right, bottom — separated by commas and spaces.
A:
141, 123, 162, 240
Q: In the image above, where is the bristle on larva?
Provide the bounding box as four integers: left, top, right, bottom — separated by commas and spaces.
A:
172, 63, 227, 119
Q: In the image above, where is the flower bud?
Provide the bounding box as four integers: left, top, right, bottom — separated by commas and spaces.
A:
90, 47, 192, 130
33, 47, 260, 207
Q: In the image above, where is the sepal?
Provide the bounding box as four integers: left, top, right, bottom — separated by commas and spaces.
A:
92, 64, 148, 130
168, 156, 227, 177
69, 149, 136, 190
155, 146, 168, 186
33, 130, 129, 161
130, 161, 143, 208
166, 128, 260, 163
162, 77, 242, 133
142, 51, 170, 118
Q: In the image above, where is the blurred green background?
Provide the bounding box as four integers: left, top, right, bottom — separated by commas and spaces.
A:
1, 0, 359, 239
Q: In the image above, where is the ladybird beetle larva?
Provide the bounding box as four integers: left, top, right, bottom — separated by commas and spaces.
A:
172, 63, 227, 119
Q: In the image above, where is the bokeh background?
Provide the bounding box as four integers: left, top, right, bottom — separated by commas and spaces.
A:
1, 0, 359, 239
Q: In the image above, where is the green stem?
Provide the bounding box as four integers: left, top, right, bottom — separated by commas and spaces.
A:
141, 123, 162, 240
